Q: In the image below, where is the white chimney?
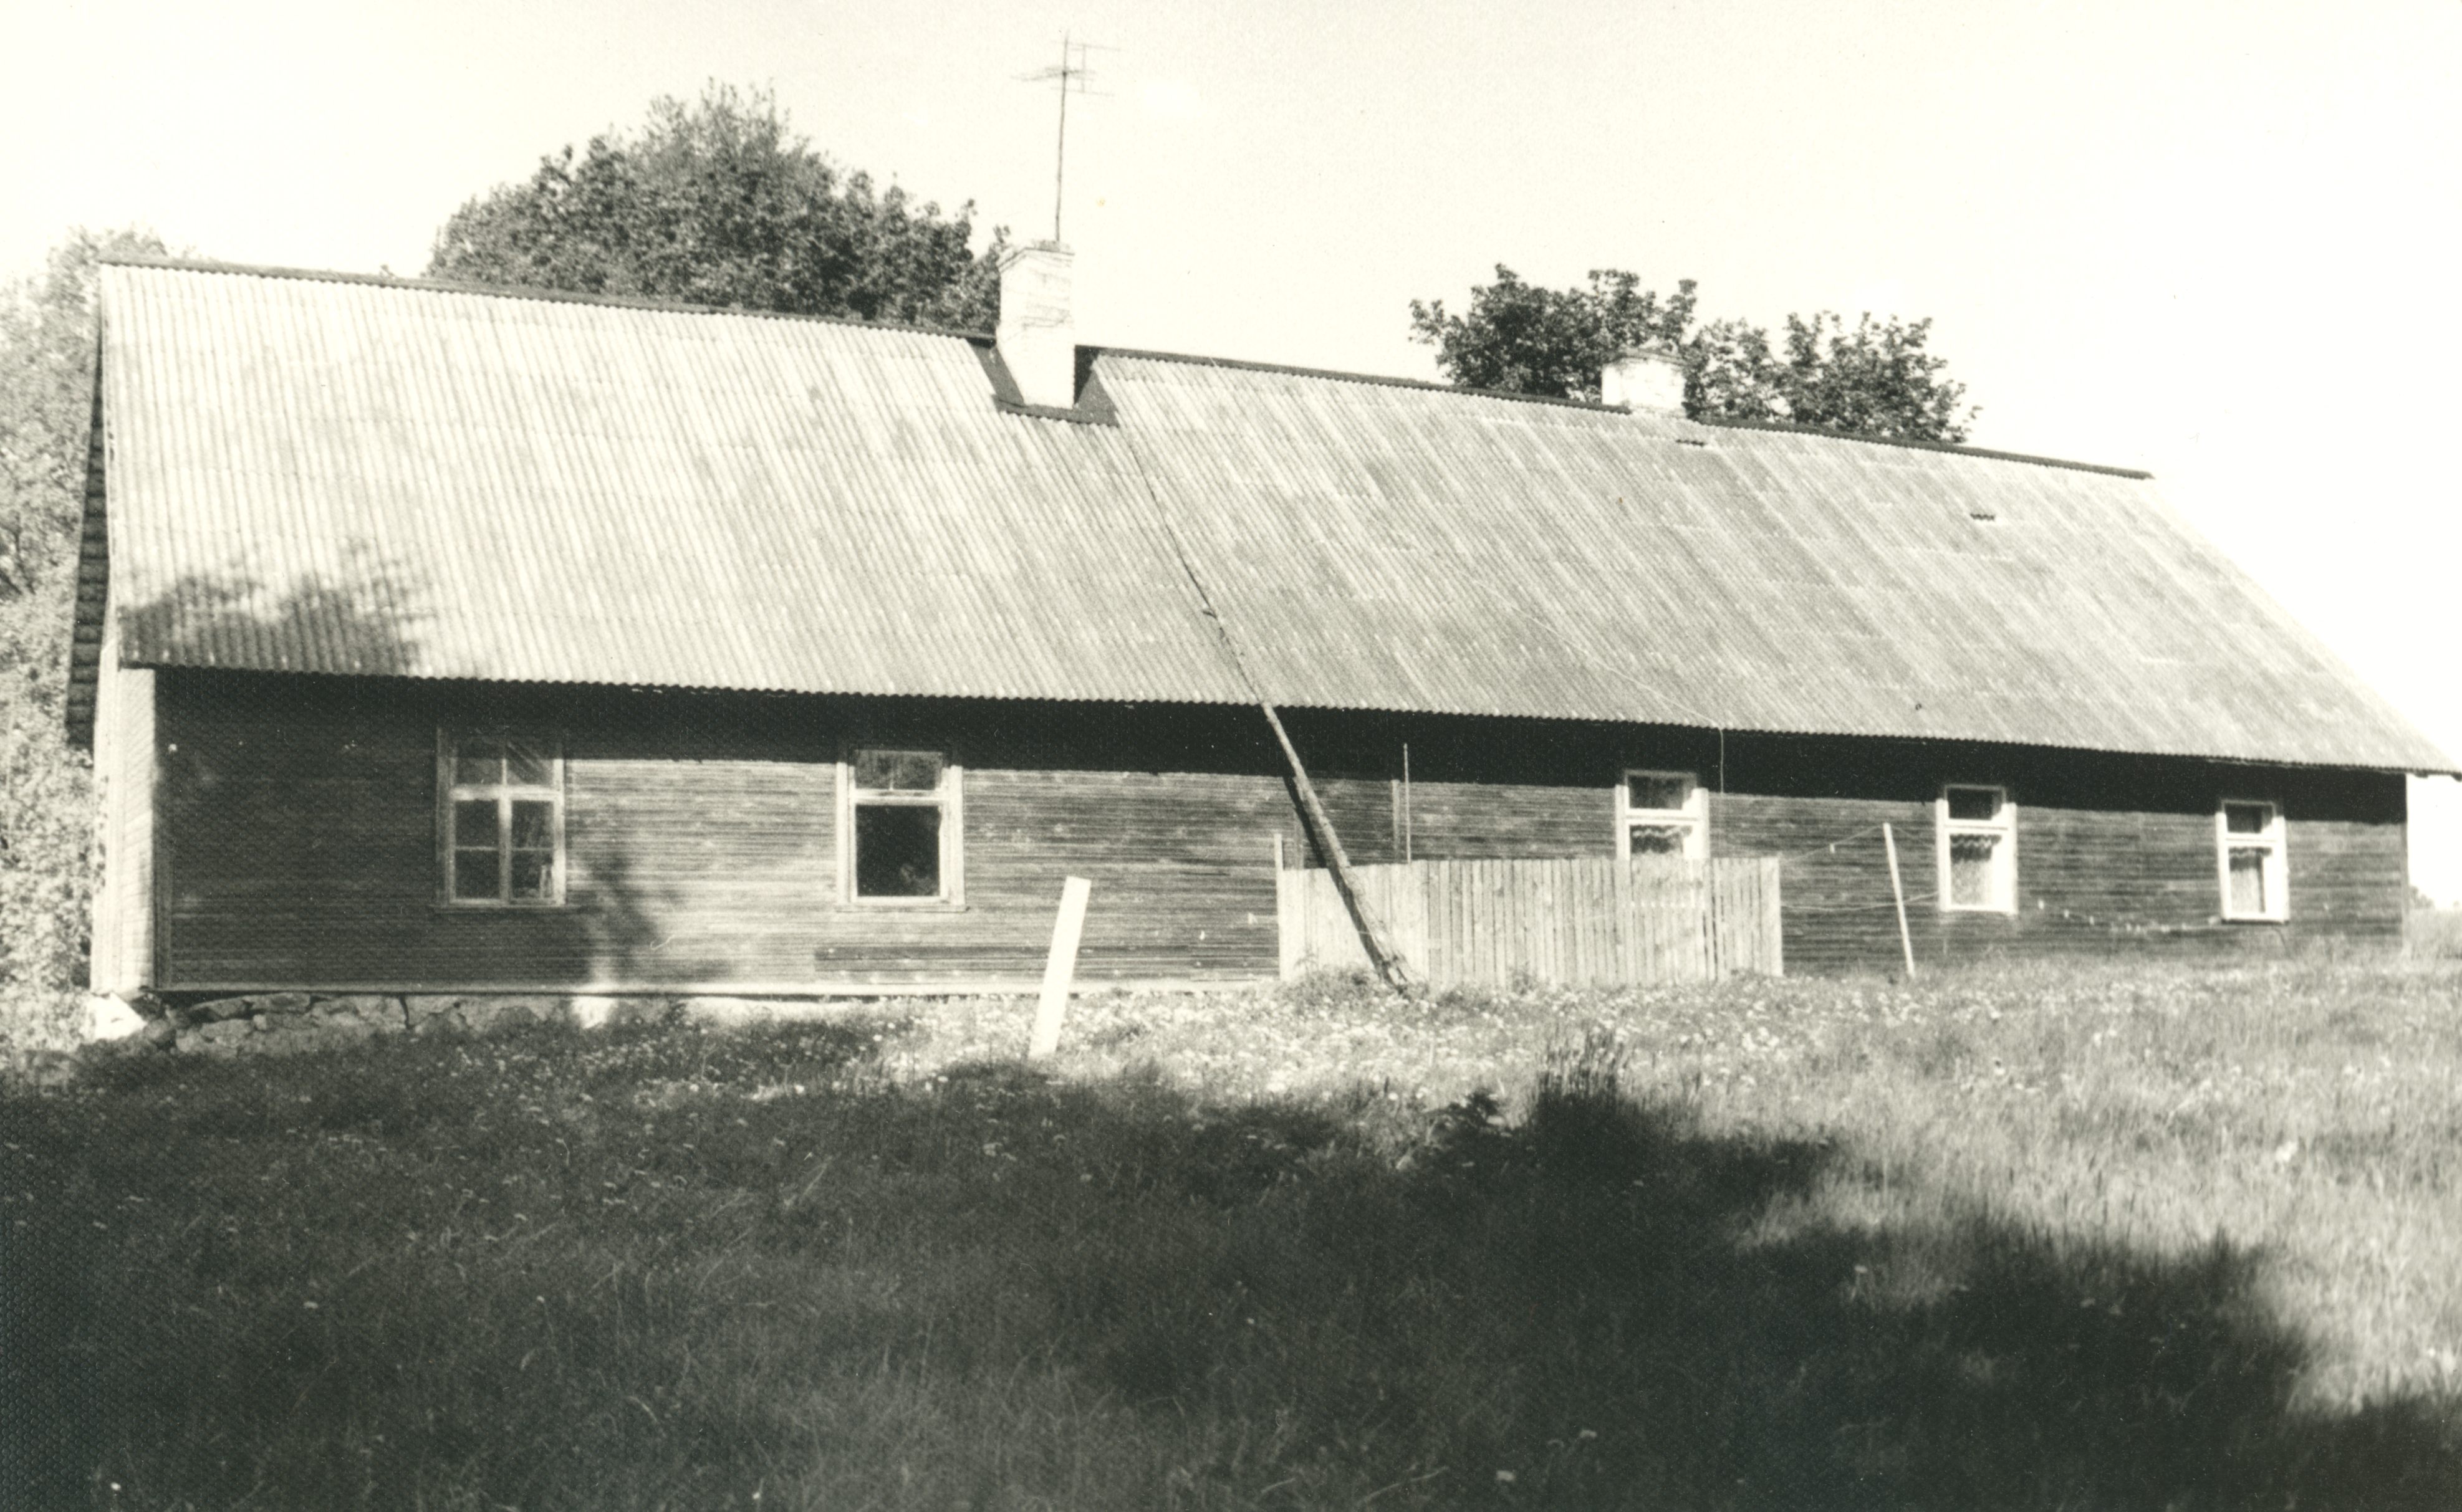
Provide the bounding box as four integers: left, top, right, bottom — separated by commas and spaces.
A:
1601, 347, 1685, 416
996, 241, 1077, 409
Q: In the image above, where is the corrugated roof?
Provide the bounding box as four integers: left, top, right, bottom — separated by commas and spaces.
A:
1104, 353, 2453, 770
87, 259, 2453, 773
95, 261, 1248, 704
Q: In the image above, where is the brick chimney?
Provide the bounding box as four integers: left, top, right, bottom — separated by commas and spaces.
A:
1601, 347, 1685, 416
996, 241, 1077, 409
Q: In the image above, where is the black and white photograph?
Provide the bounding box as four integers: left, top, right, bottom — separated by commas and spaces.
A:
3, 2, 2458, 1505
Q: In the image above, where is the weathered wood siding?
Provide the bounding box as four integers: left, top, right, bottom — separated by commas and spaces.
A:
1716, 735, 2407, 973
156, 673, 1297, 992
1280, 856, 1783, 986
1276, 712, 2407, 975
150, 682, 2408, 992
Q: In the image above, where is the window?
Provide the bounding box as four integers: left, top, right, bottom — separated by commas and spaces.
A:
2218, 800, 2287, 921
841, 746, 963, 905
1936, 784, 2015, 912
441, 731, 564, 906
1616, 769, 1706, 859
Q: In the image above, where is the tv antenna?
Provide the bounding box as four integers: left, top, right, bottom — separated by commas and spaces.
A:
1017, 33, 1111, 243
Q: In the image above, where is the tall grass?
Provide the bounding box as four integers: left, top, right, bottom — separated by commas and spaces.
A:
6, 959, 2459, 1508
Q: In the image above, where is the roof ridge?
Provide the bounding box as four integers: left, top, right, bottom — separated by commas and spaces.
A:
1091, 345, 1631, 413
96, 254, 996, 341
103, 259, 2148, 476
1098, 345, 2153, 475
1696, 416, 2154, 480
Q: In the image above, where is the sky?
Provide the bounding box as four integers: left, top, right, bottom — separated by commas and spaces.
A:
6, 0, 2458, 897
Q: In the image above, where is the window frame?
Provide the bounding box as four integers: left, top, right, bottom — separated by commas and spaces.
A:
837, 743, 965, 909
437, 728, 568, 909
2216, 798, 2289, 922
1935, 783, 2017, 914
1615, 768, 1708, 861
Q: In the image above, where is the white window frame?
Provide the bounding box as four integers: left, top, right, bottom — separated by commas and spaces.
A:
2217, 798, 2288, 922
438, 729, 567, 908
1615, 768, 1708, 861
1936, 783, 2016, 914
838, 745, 965, 907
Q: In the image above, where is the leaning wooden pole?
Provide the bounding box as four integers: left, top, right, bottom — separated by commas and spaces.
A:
1254, 700, 1420, 992
1126, 465, 1419, 993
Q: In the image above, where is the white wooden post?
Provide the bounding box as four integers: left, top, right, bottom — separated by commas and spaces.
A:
1028, 876, 1092, 1059
1882, 823, 1917, 979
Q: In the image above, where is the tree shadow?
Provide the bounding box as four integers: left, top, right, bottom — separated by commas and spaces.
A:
117, 543, 431, 677
919, 1060, 2461, 1509
6, 1028, 2458, 1509
112, 548, 707, 993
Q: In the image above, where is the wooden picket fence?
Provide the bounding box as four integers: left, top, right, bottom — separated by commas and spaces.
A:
1277, 855, 1782, 988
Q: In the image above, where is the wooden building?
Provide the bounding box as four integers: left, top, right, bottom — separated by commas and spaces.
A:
67, 250, 2453, 998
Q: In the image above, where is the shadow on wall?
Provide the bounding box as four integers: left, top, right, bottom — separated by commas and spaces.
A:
7, 1030, 2455, 1507
565, 803, 683, 992
120, 553, 688, 991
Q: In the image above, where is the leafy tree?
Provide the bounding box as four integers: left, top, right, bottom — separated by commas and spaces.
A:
1404, 269, 1698, 402
0, 226, 168, 1043
430, 84, 1005, 329
1, 228, 165, 596
1410, 266, 1976, 443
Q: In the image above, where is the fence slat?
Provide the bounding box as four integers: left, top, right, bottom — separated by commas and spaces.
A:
1279, 854, 1782, 988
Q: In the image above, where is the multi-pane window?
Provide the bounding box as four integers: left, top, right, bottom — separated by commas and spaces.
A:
842, 747, 963, 905
2218, 800, 2287, 921
1616, 769, 1706, 860
442, 732, 564, 906
1936, 784, 2015, 912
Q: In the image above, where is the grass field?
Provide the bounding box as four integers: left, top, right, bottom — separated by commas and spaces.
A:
6, 959, 2460, 1509
2413, 907, 2462, 960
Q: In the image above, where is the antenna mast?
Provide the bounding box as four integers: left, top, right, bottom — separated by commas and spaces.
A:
1018, 34, 1108, 242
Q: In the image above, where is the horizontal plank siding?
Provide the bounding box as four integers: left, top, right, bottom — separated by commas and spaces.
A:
157, 672, 1294, 992
152, 678, 2408, 992
1281, 718, 2405, 977
1712, 744, 2406, 973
